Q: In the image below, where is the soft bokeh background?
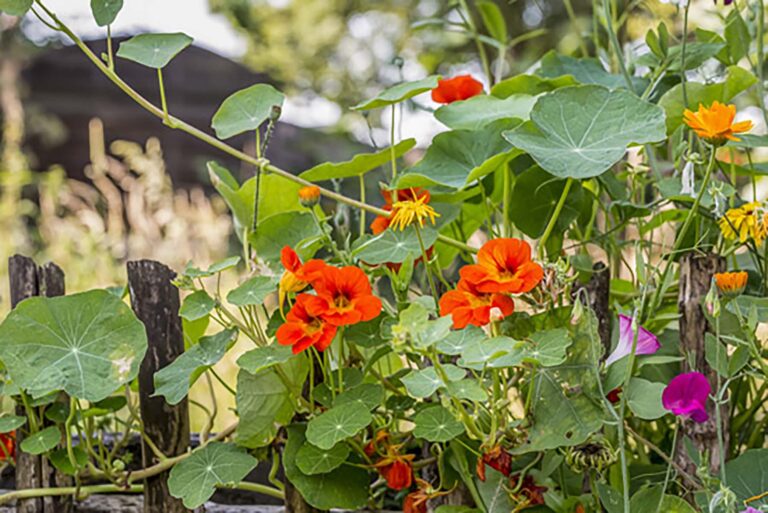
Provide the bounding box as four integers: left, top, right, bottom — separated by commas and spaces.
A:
0, 0, 760, 430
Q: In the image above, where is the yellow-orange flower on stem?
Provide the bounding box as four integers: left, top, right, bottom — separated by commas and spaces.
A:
719, 202, 768, 244
390, 189, 440, 231
683, 101, 753, 145
459, 238, 543, 294
714, 271, 748, 297
298, 185, 321, 207
278, 246, 326, 309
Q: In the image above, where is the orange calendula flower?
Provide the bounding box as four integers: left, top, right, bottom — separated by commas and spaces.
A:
298, 185, 321, 207
305, 265, 382, 326
439, 279, 515, 329
683, 101, 753, 144
370, 188, 431, 235
278, 246, 325, 309
719, 202, 768, 244
431, 75, 484, 104
276, 294, 338, 354
714, 271, 748, 297
459, 238, 544, 294
0, 431, 15, 462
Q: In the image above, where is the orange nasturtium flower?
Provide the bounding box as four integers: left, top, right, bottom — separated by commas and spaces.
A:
459, 238, 544, 294
431, 75, 484, 104
439, 279, 515, 329
276, 294, 338, 354
370, 188, 431, 235
476, 445, 513, 482
403, 478, 451, 513
389, 189, 440, 231
714, 271, 748, 298
305, 265, 382, 326
683, 101, 753, 145
298, 185, 321, 207
278, 246, 325, 309
719, 202, 768, 244
372, 444, 415, 490
0, 431, 15, 462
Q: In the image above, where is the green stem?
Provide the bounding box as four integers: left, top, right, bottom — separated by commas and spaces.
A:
389, 105, 397, 180
0, 485, 144, 505
208, 367, 237, 397
458, 0, 492, 82
680, 0, 691, 108
157, 68, 171, 126
359, 174, 366, 238
603, 0, 634, 90
538, 177, 573, 259
563, 0, 589, 56
217, 481, 285, 500
757, 0, 768, 128
656, 421, 679, 512
106, 25, 114, 71
414, 224, 439, 306
502, 167, 511, 237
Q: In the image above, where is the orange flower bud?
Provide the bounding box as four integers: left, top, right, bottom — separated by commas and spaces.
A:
298, 185, 321, 207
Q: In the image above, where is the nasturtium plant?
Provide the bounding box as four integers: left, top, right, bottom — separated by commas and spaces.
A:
0, 0, 31, 15
352, 75, 439, 110
0, 290, 147, 402
299, 139, 416, 182
211, 84, 285, 139
116, 33, 193, 69
90, 0, 123, 26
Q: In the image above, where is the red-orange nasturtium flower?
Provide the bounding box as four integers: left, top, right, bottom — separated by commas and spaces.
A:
439, 279, 515, 329
683, 101, 753, 145
460, 238, 543, 294
511, 473, 547, 506
431, 75, 484, 104
305, 265, 382, 326
278, 246, 325, 309
370, 188, 431, 235
403, 478, 451, 513
0, 431, 15, 462
276, 294, 338, 354
476, 445, 513, 481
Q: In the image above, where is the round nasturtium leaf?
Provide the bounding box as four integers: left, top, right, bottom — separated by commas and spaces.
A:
211, 84, 285, 139
19, 426, 61, 455
90, 0, 123, 26
305, 402, 373, 450
0, 414, 25, 433
116, 33, 193, 69
0, 290, 148, 402
503, 85, 667, 180
168, 442, 258, 509
0, 0, 32, 16
352, 76, 439, 111
226, 276, 276, 307
296, 441, 351, 475
412, 405, 464, 442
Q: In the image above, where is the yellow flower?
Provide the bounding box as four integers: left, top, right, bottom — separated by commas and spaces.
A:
714, 271, 748, 298
683, 101, 753, 145
389, 190, 440, 231
719, 202, 766, 244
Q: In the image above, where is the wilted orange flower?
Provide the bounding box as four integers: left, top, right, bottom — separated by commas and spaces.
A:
439, 279, 515, 329
511, 473, 547, 507
476, 445, 513, 481
276, 294, 338, 353
606, 387, 622, 404
403, 478, 451, 513
298, 185, 321, 207
683, 101, 753, 144
459, 238, 543, 294
431, 75, 484, 104
714, 271, 748, 297
0, 431, 15, 462
305, 265, 382, 326
371, 188, 431, 235
278, 246, 326, 309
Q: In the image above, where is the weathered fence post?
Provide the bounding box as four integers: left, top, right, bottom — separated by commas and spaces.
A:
8, 256, 70, 513
677, 252, 726, 478
573, 261, 611, 357
127, 260, 190, 513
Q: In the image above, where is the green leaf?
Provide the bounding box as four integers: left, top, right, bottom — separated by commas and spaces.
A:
724, 9, 750, 64
0, 0, 31, 16
179, 290, 215, 321
477, 0, 507, 43
184, 256, 241, 279
727, 294, 768, 322
344, 316, 386, 348
435, 325, 487, 355
413, 405, 464, 442
49, 447, 88, 476
237, 344, 295, 375
537, 51, 647, 92
334, 383, 384, 411
725, 449, 768, 509
504, 85, 667, 179
250, 211, 322, 263
704, 333, 729, 378
401, 365, 465, 398
299, 139, 416, 182
353, 226, 439, 265
459, 336, 525, 370
236, 356, 307, 447
284, 424, 369, 510
90, 0, 123, 26
168, 442, 257, 509
626, 378, 667, 420
477, 468, 513, 513
491, 74, 577, 98
0, 414, 25, 433
296, 442, 350, 475
509, 166, 588, 238
597, 482, 623, 513
397, 119, 522, 189
630, 486, 697, 513
226, 276, 276, 307
116, 33, 193, 69
434, 94, 535, 130
352, 76, 439, 110
0, 290, 147, 402
658, 65, 756, 133
445, 379, 487, 401
153, 329, 237, 405
306, 402, 373, 450
211, 84, 285, 139
20, 426, 61, 455
526, 328, 573, 367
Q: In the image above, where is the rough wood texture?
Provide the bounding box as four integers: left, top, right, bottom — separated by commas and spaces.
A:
573, 262, 611, 357
283, 481, 324, 513
676, 252, 727, 478
127, 260, 190, 513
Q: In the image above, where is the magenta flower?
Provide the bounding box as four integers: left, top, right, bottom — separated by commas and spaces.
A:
662, 372, 711, 423
740, 507, 761, 513
604, 314, 661, 366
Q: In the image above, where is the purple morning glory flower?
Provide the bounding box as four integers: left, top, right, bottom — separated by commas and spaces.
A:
604, 314, 661, 366
740, 508, 761, 513
662, 372, 711, 423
